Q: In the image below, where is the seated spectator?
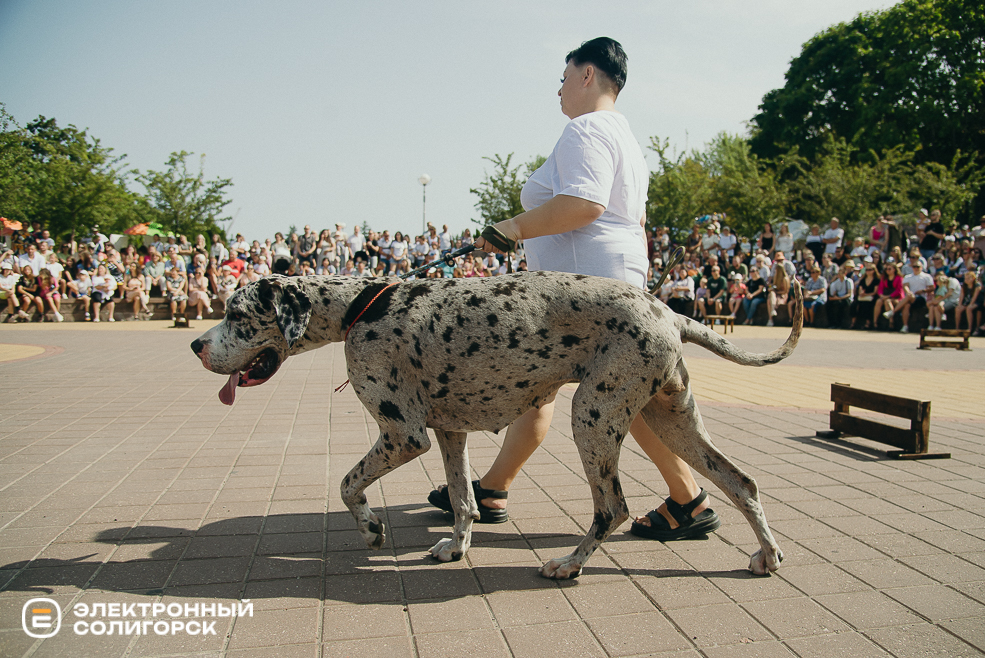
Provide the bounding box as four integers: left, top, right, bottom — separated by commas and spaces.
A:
300, 261, 316, 276
15, 264, 42, 321
852, 259, 880, 330
1, 260, 22, 321
90, 263, 117, 322
250, 251, 270, 275
726, 254, 748, 283
826, 263, 854, 329
767, 259, 791, 327
693, 277, 708, 316
696, 265, 727, 320
957, 271, 983, 332
901, 250, 927, 276
104, 247, 127, 297
820, 253, 838, 282
849, 236, 868, 260
36, 268, 64, 322
316, 257, 333, 275
165, 266, 187, 320
237, 262, 261, 288
896, 260, 935, 333
801, 266, 828, 326
927, 271, 960, 331
742, 267, 767, 324
221, 251, 246, 277
44, 252, 66, 296
353, 260, 374, 277
123, 261, 150, 319
216, 265, 238, 304
727, 274, 746, 317
143, 251, 167, 294
187, 265, 213, 319
69, 269, 93, 320
874, 262, 904, 329
667, 265, 694, 315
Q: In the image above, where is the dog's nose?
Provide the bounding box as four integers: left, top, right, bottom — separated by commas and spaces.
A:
191, 339, 205, 355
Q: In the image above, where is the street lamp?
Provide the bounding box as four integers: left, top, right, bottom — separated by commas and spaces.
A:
418, 174, 431, 234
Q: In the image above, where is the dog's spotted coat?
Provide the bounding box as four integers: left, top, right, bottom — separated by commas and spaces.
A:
192, 272, 803, 579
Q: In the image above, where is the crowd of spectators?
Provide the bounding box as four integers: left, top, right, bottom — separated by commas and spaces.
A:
649, 211, 985, 336
2, 211, 984, 337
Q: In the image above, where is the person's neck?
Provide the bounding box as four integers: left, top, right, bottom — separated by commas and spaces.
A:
570, 95, 617, 118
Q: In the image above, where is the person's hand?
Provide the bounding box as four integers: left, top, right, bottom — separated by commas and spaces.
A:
474, 218, 522, 255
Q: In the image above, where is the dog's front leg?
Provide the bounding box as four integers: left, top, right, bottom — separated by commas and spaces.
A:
429, 429, 479, 562
341, 423, 431, 550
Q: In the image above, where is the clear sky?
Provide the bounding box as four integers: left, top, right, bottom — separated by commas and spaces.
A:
0, 1, 892, 241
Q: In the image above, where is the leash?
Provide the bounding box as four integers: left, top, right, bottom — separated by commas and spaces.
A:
651, 246, 685, 294
334, 225, 518, 393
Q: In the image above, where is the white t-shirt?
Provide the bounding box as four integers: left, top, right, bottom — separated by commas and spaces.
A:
822, 227, 844, 254
43, 261, 64, 280
348, 233, 366, 254
521, 111, 649, 289
775, 234, 794, 257
718, 233, 737, 257
903, 272, 934, 300
390, 239, 408, 261
438, 231, 452, 251
18, 252, 45, 274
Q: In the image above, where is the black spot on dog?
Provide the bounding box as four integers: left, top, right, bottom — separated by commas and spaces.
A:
442, 326, 454, 343
536, 328, 549, 339
379, 401, 405, 422
465, 342, 481, 357
592, 511, 614, 540
561, 335, 582, 348
589, 409, 601, 421
507, 330, 521, 349
364, 330, 379, 341
704, 456, 720, 472
467, 295, 482, 308
515, 380, 530, 389
596, 382, 610, 393
456, 313, 466, 328
407, 285, 430, 303
393, 327, 403, 337
486, 313, 499, 327
341, 282, 396, 330
433, 387, 449, 399
437, 372, 449, 385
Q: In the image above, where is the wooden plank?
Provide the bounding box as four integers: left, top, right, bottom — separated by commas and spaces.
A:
830, 411, 919, 452
830, 384, 925, 418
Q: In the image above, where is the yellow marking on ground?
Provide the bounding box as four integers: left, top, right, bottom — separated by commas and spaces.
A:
0, 343, 46, 362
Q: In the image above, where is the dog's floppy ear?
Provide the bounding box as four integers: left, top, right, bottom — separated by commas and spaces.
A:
257, 277, 312, 349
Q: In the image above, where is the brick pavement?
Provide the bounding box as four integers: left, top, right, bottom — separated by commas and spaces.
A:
0, 323, 983, 657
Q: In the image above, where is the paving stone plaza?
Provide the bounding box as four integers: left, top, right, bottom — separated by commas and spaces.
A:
1, 322, 983, 657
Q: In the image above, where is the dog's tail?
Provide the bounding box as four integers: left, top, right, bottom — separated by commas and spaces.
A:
676, 280, 803, 366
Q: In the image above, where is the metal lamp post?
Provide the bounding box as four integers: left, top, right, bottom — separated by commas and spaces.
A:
418, 174, 431, 234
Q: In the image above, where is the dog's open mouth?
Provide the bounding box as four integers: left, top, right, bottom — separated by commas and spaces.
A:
218, 348, 280, 405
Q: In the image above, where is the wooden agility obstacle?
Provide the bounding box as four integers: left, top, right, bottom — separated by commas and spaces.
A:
815, 383, 950, 460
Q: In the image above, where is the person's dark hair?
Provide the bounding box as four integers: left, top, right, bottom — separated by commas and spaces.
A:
566, 37, 627, 93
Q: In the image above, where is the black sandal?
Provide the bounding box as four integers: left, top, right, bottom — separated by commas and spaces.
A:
427, 479, 509, 524
630, 489, 721, 541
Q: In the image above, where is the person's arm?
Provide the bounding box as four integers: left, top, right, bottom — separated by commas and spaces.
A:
474, 194, 604, 253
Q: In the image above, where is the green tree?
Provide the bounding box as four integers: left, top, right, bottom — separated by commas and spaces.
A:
749, 0, 985, 168
21, 116, 141, 239
702, 133, 787, 237
137, 151, 233, 239
0, 104, 37, 224
645, 137, 714, 239
469, 153, 545, 227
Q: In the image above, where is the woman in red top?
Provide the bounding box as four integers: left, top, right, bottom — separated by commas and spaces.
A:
873, 262, 904, 327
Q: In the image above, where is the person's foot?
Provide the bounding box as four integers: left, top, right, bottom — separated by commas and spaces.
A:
55, 312, 64, 322
108, 316, 115, 322
93, 318, 100, 322
766, 319, 774, 327
632, 494, 711, 530
900, 325, 908, 333
196, 314, 203, 320
883, 310, 893, 319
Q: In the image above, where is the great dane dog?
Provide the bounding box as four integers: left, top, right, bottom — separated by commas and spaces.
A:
191, 272, 802, 579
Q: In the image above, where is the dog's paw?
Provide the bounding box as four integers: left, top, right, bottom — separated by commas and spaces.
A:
359, 515, 386, 550
428, 538, 464, 562
749, 546, 783, 576
539, 554, 583, 580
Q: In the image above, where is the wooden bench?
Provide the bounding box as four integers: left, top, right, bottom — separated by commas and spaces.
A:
703, 315, 735, 334
918, 329, 971, 351
816, 383, 949, 459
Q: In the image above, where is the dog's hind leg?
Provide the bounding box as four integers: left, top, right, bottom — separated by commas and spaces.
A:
340, 422, 431, 550
428, 429, 480, 562
638, 366, 782, 575
540, 385, 633, 580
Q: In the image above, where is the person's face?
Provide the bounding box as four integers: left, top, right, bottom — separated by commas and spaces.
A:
304, 226, 311, 235
830, 219, 838, 229
711, 266, 720, 277
27, 244, 35, 255
558, 60, 590, 119
811, 269, 820, 279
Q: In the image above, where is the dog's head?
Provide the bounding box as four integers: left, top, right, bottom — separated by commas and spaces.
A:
191, 275, 312, 405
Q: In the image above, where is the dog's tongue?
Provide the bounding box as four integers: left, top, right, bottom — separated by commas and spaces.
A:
219, 372, 240, 406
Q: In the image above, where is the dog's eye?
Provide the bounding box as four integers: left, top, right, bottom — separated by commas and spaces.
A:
227, 311, 242, 322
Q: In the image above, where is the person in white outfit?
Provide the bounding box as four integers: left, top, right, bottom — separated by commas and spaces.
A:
429, 37, 720, 541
